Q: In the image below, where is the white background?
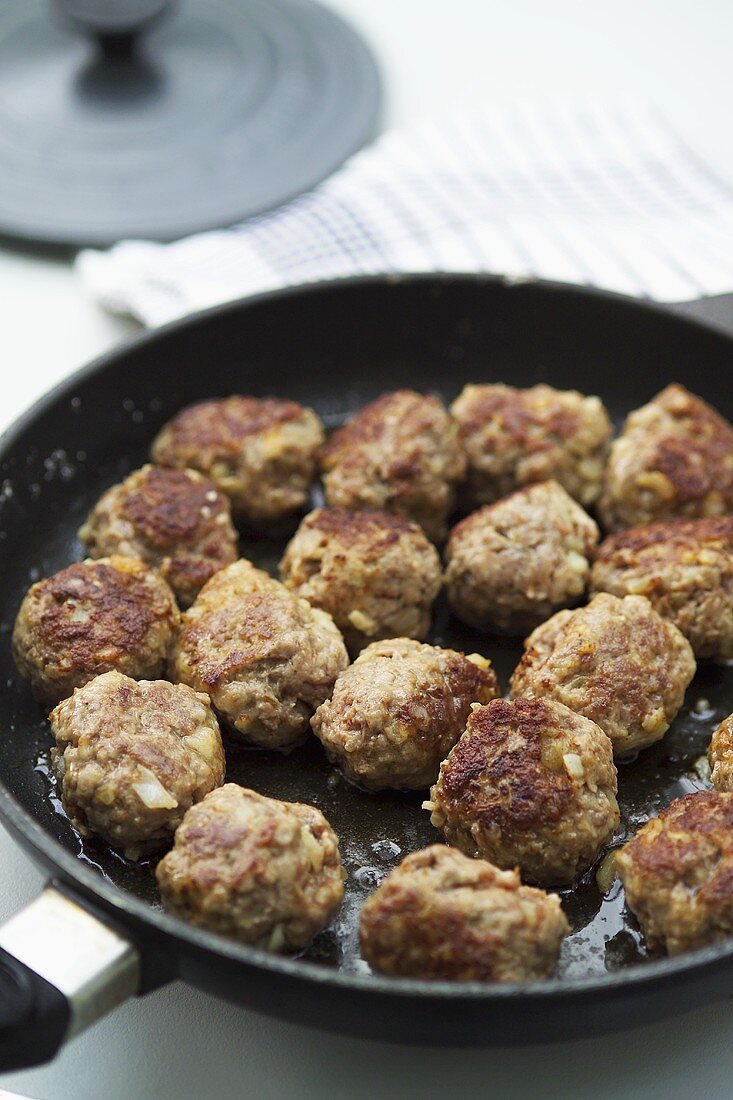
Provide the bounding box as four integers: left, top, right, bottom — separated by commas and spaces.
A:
2, 2, 733, 1097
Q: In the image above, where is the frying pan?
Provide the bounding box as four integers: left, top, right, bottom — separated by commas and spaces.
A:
1, 273, 733, 1069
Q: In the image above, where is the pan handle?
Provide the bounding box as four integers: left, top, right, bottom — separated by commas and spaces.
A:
0, 886, 140, 1071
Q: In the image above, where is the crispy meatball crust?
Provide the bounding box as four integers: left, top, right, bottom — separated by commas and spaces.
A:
591, 516, 733, 662
170, 559, 348, 750
12, 556, 180, 706
359, 845, 568, 982
156, 784, 344, 951
450, 383, 612, 508
428, 698, 618, 886
151, 396, 324, 526
598, 384, 733, 531
279, 507, 443, 652
311, 639, 499, 791
79, 465, 238, 608
616, 791, 733, 954
50, 671, 225, 858
320, 390, 466, 541
510, 593, 696, 758
709, 714, 733, 792
445, 480, 599, 634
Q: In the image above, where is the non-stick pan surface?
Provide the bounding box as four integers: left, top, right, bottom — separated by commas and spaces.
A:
2, 274, 733, 1048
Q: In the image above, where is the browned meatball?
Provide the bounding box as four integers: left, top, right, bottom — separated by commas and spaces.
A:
50, 671, 225, 859
427, 697, 618, 886
151, 396, 324, 526
709, 714, 733, 791
12, 556, 179, 706
279, 507, 442, 653
591, 516, 733, 662
598, 384, 733, 531
79, 465, 238, 608
311, 639, 499, 791
359, 845, 568, 981
510, 593, 696, 758
156, 784, 344, 951
320, 390, 466, 541
170, 559, 348, 750
450, 383, 612, 508
445, 481, 599, 635
616, 791, 733, 954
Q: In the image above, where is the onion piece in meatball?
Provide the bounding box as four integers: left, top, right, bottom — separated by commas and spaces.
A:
151, 396, 324, 527
320, 390, 466, 541
445, 480, 599, 635
79, 464, 238, 608
597, 384, 733, 532
50, 671, 225, 859
311, 638, 499, 791
156, 784, 344, 951
170, 559, 348, 750
510, 592, 696, 758
12, 556, 179, 706
709, 714, 733, 792
427, 697, 619, 886
591, 516, 733, 663
616, 791, 733, 954
359, 845, 568, 982
450, 382, 612, 509
279, 507, 442, 653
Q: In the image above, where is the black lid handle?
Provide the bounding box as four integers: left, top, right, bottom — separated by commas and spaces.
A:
52, 0, 173, 39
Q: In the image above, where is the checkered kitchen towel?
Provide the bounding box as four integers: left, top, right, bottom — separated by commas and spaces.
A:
77, 98, 733, 326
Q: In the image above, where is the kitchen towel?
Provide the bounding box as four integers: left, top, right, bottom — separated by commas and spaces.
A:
77, 98, 733, 326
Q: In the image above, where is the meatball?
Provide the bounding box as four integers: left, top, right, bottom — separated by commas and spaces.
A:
359, 845, 568, 982
156, 784, 344, 951
450, 382, 612, 509
311, 639, 499, 791
598, 384, 733, 531
320, 390, 466, 541
427, 697, 618, 886
170, 559, 348, 750
591, 516, 733, 662
12, 556, 179, 706
510, 593, 696, 758
279, 507, 442, 653
445, 481, 599, 635
50, 671, 225, 858
616, 791, 733, 954
708, 714, 733, 791
151, 396, 324, 526
79, 464, 238, 608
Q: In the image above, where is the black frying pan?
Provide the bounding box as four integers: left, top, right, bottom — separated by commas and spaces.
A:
1, 274, 733, 1068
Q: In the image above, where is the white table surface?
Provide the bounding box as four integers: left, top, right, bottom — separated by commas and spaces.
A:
2, 1, 733, 1096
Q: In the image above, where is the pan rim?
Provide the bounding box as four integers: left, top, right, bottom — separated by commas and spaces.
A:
3, 270, 733, 1004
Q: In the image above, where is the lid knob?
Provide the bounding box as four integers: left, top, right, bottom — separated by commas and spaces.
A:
52, 0, 172, 39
